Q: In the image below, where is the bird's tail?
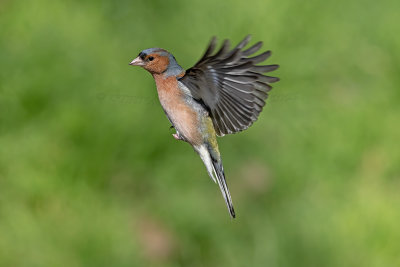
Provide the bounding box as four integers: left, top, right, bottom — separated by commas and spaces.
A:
196, 145, 236, 218
211, 157, 236, 218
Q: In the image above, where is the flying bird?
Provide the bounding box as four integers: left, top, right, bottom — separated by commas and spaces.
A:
129, 35, 279, 218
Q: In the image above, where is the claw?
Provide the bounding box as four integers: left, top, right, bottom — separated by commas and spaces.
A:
172, 133, 185, 141
172, 133, 180, 140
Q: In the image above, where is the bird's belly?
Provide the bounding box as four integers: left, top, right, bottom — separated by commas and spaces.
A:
159, 94, 202, 145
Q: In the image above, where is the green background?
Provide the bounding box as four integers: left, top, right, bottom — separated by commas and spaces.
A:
1, 0, 399, 266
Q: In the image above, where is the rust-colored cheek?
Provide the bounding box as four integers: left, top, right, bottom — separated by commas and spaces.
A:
145, 56, 169, 74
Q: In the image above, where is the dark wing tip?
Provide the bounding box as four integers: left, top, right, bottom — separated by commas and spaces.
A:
214, 39, 231, 58
235, 35, 252, 50
251, 64, 279, 73
242, 41, 263, 56
247, 50, 272, 64
198, 36, 218, 62
230, 206, 236, 218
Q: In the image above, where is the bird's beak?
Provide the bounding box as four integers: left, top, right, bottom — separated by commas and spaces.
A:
129, 57, 145, 66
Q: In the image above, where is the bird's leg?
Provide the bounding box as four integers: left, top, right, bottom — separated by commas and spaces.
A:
172, 131, 185, 141
172, 133, 180, 140
169, 124, 183, 141
169, 124, 184, 141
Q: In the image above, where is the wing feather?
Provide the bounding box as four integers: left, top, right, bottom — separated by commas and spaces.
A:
179, 35, 279, 136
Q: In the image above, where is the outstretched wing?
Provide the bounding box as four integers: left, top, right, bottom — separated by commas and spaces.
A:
179, 35, 279, 136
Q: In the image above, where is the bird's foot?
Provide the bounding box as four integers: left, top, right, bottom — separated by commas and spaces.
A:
172, 133, 184, 141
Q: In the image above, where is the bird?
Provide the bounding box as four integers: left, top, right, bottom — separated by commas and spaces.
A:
129, 35, 279, 218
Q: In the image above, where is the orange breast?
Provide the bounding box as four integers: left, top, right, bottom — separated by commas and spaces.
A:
153, 74, 202, 145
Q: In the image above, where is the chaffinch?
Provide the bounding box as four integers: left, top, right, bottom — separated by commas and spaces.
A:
129, 35, 279, 218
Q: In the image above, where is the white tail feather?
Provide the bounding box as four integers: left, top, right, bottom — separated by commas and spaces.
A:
196, 145, 217, 183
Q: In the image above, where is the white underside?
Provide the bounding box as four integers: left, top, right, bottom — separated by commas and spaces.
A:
194, 145, 217, 183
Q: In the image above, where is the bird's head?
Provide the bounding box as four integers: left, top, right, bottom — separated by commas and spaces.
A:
129, 48, 183, 76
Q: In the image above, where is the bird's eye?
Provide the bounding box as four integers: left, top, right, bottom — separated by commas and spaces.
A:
148, 56, 154, 61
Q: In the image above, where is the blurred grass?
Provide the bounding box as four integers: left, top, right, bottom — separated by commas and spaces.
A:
1, 0, 400, 266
